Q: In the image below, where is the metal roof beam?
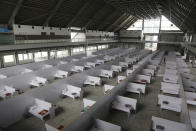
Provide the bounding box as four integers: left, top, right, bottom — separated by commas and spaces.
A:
161, 2, 194, 31
66, 0, 92, 27
43, 0, 64, 26
8, 0, 23, 26
96, 10, 118, 30
106, 13, 127, 31
162, 12, 187, 32
122, 18, 137, 30
113, 15, 133, 32
83, 4, 107, 29
115, 18, 133, 32
136, 3, 151, 18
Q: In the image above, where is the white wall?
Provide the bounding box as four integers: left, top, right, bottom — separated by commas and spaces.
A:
119, 30, 142, 42
13, 24, 70, 35
71, 32, 86, 42
12, 24, 116, 44
86, 30, 114, 37
120, 30, 142, 38
159, 33, 184, 42
13, 25, 114, 37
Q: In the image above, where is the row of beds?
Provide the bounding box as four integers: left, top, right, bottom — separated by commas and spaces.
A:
0, 48, 138, 130
0, 48, 133, 99
80, 51, 165, 131
44, 49, 152, 131
1, 47, 153, 131
43, 49, 153, 131
152, 52, 196, 131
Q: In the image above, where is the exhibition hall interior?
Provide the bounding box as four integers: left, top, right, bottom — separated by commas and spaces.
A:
0, 0, 196, 131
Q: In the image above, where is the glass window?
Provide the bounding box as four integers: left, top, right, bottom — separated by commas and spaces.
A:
73, 49, 76, 52
127, 16, 180, 32
79, 47, 84, 51
70, 27, 81, 30
28, 53, 33, 59
4, 55, 14, 63
34, 52, 48, 58
18, 53, 33, 61
23, 54, 28, 60
152, 43, 157, 51
98, 45, 108, 50
98, 45, 102, 49
144, 28, 159, 34
145, 42, 157, 51
144, 19, 160, 28
127, 20, 143, 30
161, 15, 180, 30
145, 35, 158, 41
71, 32, 86, 42
57, 50, 68, 58
62, 50, 68, 57
18, 54, 23, 61
144, 18, 160, 33
57, 51, 63, 57
42, 52, 48, 57
71, 47, 84, 55
87, 46, 97, 51
50, 51, 56, 58
34, 52, 41, 58
34, 52, 48, 62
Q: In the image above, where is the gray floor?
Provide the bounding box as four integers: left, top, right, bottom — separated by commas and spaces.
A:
46, 97, 82, 129
186, 63, 196, 112
6, 60, 196, 131
104, 62, 181, 131
6, 65, 132, 131
7, 117, 45, 131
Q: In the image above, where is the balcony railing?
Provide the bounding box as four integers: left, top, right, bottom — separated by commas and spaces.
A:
15, 38, 116, 44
